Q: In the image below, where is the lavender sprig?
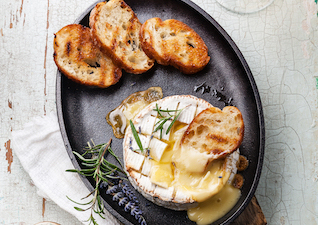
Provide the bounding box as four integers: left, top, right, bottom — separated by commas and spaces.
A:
103, 181, 147, 225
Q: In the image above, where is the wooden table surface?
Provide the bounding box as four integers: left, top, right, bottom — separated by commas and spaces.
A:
1, 0, 318, 224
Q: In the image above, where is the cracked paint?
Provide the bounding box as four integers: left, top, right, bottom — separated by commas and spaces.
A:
194, 0, 318, 224
4, 140, 13, 173
8, 100, 12, 109
43, 0, 50, 115
42, 198, 46, 217
19, 0, 24, 16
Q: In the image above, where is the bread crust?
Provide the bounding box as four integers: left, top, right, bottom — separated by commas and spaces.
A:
89, 0, 155, 74
140, 17, 210, 74
53, 24, 122, 88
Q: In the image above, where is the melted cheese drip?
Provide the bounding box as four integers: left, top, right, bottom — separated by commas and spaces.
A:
106, 87, 163, 138
173, 161, 230, 202
122, 100, 149, 121
187, 184, 241, 225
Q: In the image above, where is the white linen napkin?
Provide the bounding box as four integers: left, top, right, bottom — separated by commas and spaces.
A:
11, 111, 121, 225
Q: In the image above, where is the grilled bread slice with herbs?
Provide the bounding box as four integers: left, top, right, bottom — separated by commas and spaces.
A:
53, 24, 122, 88
89, 0, 155, 74
181, 106, 244, 161
140, 17, 210, 74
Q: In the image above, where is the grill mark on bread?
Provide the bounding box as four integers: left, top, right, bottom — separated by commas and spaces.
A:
66, 41, 71, 56
207, 133, 228, 144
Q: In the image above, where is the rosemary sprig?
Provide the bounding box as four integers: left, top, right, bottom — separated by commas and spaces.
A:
153, 103, 184, 139
67, 138, 147, 225
66, 138, 126, 224
129, 119, 144, 152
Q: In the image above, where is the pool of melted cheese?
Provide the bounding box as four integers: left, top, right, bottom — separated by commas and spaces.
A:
188, 184, 241, 225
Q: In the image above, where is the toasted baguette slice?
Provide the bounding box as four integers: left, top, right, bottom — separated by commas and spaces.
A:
89, 0, 154, 74
53, 24, 122, 88
181, 106, 244, 159
140, 17, 210, 74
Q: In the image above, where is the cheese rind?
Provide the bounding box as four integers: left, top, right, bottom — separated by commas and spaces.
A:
125, 149, 145, 171
141, 157, 152, 176
148, 137, 168, 162
136, 113, 157, 135
129, 133, 151, 153
177, 97, 199, 124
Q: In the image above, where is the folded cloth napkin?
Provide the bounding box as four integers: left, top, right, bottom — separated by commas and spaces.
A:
11, 111, 121, 225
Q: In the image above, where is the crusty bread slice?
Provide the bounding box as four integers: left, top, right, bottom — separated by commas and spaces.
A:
53, 24, 122, 88
140, 17, 210, 74
181, 106, 244, 159
89, 0, 154, 74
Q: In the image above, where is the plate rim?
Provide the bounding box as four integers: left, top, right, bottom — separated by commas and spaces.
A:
55, 0, 265, 224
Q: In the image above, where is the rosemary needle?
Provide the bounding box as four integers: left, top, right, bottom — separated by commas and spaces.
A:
129, 119, 144, 152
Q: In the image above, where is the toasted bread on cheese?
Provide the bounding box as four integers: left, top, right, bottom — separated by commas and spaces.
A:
140, 17, 210, 74
89, 0, 154, 74
181, 106, 244, 160
53, 24, 122, 88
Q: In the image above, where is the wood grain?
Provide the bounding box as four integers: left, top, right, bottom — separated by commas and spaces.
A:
231, 196, 267, 225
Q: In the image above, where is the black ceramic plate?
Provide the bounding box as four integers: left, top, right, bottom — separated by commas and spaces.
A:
56, 0, 265, 224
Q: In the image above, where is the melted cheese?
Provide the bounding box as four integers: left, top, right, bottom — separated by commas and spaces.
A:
187, 184, 241, 225
173, 145, 211, 173
122, 100, 149, 121
150, 121, 231, 202
173, 161, 230, 202
150, 161, 174, 188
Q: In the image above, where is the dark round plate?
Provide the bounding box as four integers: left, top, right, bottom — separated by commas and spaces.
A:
56, 0, 265, 224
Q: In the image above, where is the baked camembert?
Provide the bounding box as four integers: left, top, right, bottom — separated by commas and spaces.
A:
123, 95, 244, 213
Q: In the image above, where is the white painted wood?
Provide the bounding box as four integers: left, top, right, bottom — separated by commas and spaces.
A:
0, 0, 317, 224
